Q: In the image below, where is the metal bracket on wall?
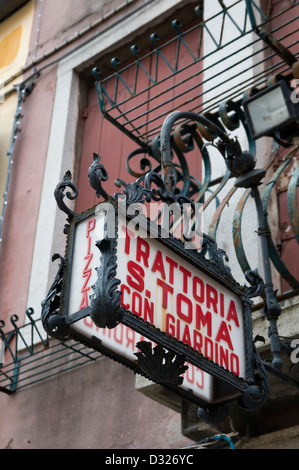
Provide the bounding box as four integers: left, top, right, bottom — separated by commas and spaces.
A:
0, 308, 102, 394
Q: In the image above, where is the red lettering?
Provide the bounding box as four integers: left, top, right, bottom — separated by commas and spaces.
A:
220, 293, 225, 317
165, 313, 175, 337
193, 276, 204, 303
185, 364, 194, 384
127, 261, 144, 292
179, 266, 191, 293
83, 252, 93, 273
215, 341, 219, 364
122, 225, 134, 254
126, 328, 135, 350
114, 323, 123, 344
195, 304, 212, 336
104, 328, 113, 339
144, 298, 154, 324
132, 291, 142, 316
151, 250, 166, 278
86, 218, 96, 237
193, 330, 203, 354
204, 337, 214, 360
79, 218, 96, 310
120, 284, 130, 309
84, 316, 94, 328
176, 293, 192, 323
219, 345, 229, 370
230, 353, 240, 375
165, 256, 178, 284
196, 368, 204, 389
81, 269, 92, 293
182, 324, 192, 347
164, 315, 240, 376
86, 236, 91, 255
215, 321, 233, 350
157, 278, 173, 308
136, 237, 150, 267
206, 284, 218, 313
226, 300, 240, 327
79, 291, 89, 310
176, 318, 180, 338
184, 365, 205, 390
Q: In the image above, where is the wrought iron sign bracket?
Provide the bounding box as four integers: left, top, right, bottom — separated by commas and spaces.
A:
42, 113, 274, 411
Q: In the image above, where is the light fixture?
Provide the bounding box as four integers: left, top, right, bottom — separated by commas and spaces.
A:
243, 80, 299, 141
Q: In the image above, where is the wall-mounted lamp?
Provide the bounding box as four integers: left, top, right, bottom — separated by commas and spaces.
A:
243, 80, 299, 142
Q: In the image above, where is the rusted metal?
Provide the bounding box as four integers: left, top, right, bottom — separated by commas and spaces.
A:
208, 186, 237, 240
261, 144, 299, 290
232, 188, 252, 275
287, 144, 299, 245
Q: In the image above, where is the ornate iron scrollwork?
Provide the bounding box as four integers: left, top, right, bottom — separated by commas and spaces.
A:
90, 239, 124, 329
41, 254, 70, 340
44, 98, 281, 410
88, 153, 109, 200
239, 344, 269, 410
201, 233, 234, 282
134, 341, 188, 386
244, 268, 265, 299
114, 177, 153, 205
54, 171, 78, 220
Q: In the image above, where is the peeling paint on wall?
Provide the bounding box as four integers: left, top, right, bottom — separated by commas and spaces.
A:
0, 25, 22, 69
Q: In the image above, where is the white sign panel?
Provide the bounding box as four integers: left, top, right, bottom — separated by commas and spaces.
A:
66, 206, 246, 403
116, 218, 246, 379
78, 318, 213, 403
68, 212, 213, 402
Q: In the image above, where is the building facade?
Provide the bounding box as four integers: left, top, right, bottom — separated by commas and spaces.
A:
0, 0, 299, 449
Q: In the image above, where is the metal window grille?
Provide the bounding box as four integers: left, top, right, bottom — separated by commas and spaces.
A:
94, 0, 298, 147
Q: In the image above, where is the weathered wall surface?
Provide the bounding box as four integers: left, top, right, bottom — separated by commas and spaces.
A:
0, 0, 197, 450
1, 0, 299, 450
0, 357, 192, 449
0, 0, 34, 235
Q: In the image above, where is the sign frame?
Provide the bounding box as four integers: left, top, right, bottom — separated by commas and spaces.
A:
42, 163, 269, 411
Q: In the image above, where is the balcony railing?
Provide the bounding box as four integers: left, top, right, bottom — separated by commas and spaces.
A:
93, 0, 299, 297
94, 0, 298, 147
0, 309, 102, 394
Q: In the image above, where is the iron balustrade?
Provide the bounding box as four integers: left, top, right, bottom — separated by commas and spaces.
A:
92, 0, 299, 298
94, 0, 298, 147
0, 308, 102, 394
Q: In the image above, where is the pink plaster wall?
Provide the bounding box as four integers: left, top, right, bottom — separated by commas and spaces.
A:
0, 1, 195, 449
0, 65, 57, 325
0, 357, 192, 449
1, 0, 298, 451
0, 0, 143, 325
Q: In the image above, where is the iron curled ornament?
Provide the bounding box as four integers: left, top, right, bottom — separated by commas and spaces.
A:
41, 253, 70, 340
54, 170, 78, 222
88, 153, 109, 200
134, 341, 188, 386
90, 239, 124, 329
42, 162, 270, 410
41, 107, 275, 410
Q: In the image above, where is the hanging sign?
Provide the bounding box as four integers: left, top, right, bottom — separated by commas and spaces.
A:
42, 168, 268, 410
66, 205, 215, 403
